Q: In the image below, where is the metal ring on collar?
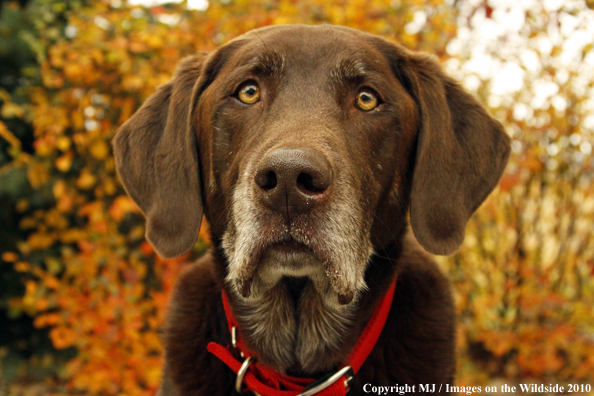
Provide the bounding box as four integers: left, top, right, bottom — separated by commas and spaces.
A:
235, 356, 254, 394
296, 365, 353, 396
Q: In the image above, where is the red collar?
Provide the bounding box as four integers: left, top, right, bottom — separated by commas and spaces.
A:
207, 276, 397, 396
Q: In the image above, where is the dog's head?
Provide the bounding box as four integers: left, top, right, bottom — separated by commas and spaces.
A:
113, 25, 510, 307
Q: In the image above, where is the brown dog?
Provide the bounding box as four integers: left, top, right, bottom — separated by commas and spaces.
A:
113, 25, 510, 395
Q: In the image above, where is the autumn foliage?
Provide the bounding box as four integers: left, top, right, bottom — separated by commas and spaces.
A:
0, 0, 593, 395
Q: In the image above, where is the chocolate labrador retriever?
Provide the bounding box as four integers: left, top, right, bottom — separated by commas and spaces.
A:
113, 25, 510, 395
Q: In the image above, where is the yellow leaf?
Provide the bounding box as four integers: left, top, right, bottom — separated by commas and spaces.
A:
1, 251, 19, 262
56, 136, 71, 151
53, 179, 67, 198
16, 199, 30, 213
34, 313, 60, 328
55, 153, 73, 172
44, 275, 60, 289
1, 102, 25, 119
50, 326, 77, 349
27, 232, 56, 250
27, 162, 51, 188
14, 261, 30, 272
76, 170, 97, 190
90, 140, 109, 160
0, 120, 22, 149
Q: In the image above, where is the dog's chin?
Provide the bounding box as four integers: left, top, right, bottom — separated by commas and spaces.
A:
230, 243, 360, 308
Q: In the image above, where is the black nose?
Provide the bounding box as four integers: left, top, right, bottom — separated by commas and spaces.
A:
254, 148, 332, 218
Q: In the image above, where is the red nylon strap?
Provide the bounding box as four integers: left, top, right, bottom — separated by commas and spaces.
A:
208, 275, 397, 396
221, 288, 249, 353
346, 276, 397, 372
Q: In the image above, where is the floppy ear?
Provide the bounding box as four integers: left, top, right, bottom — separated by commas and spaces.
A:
112, 55, 206, 259
381, 43, 511, 255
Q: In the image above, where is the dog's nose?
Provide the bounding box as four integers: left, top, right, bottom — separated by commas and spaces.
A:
254, 148, 332, 218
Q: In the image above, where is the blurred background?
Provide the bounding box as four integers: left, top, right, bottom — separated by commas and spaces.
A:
0, 0, 593, 395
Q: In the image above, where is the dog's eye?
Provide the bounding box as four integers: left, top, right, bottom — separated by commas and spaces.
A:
355, 90, 379, 111
237, 82, 261, 104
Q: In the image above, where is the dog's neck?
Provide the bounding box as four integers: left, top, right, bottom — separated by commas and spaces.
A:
231, 277, 355, 375
221, 241, 402, 376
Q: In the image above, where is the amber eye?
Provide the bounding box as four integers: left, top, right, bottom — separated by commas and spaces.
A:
355, 90, 379, 111
237, 82, 260, 104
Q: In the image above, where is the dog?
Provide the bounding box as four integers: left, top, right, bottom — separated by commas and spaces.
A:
113, 25, 510, 395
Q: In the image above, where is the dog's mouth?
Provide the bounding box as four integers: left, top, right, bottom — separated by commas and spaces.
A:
233, 236, 325, 294
269, 239, 312, 255
226, 226, 366, 306
262, 238, 326, 273
223, 168, 373, 307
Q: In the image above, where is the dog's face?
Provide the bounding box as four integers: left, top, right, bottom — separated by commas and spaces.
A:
201, 26, 419, 305
113, 25, 510, 307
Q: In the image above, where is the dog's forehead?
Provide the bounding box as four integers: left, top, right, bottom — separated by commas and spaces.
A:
226, 25, 388, 76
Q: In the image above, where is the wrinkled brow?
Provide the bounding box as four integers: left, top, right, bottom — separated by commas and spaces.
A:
245, 50, 286, 77
331, 58, 370, 84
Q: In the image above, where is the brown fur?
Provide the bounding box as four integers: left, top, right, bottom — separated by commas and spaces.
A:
113, 25, 510, 395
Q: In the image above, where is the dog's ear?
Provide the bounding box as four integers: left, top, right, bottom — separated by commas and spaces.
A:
378, 41, 510, 255
112, 55, 207, 259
